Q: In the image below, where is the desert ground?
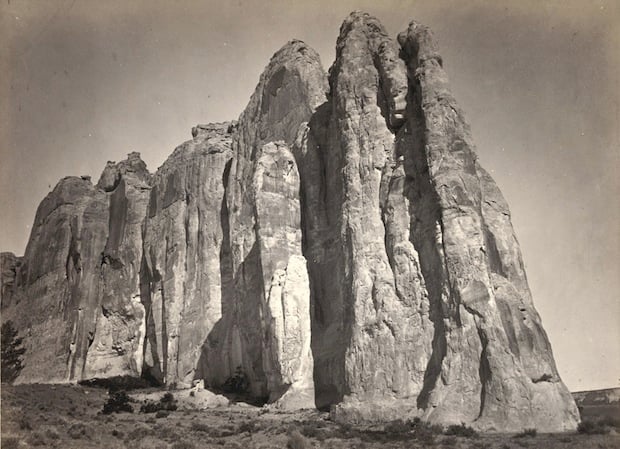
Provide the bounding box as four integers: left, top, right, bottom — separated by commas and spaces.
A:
1, 383, 619, 449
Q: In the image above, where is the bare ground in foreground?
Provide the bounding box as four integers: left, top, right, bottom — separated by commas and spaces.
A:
1, 384, 618, 449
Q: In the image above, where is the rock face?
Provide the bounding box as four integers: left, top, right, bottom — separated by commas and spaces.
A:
211, 40, 326, 402
82, 153, 151, 379
2, 177, 109, 383
141, 122, 233, 387
254, 143, 314, 409
0, 252, 22, 307
1, 11, 578, 431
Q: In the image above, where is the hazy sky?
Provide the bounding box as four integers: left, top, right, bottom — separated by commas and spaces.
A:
1, 0, 618, 392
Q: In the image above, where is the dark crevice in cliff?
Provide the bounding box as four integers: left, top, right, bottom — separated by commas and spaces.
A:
104, 179, 128, 258
482, 223, 505, 278
476, 326, 491, 420
160, 237, 170, 383
402, 71, 448, 412
293, 100, 347, 409
198, 157, 234, 390
139, 245, 163, 385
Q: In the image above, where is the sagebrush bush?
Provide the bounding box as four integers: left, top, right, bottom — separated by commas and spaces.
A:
68, 423, 90, 439
513, 428, 537, 438
171, 441, 196, 449
140, 392, 178, 414
102, 390, 133, 414
287, 430, 311, 449
1, 436, 19, 449
578, 419, 610, 435
445, 422, 479, 438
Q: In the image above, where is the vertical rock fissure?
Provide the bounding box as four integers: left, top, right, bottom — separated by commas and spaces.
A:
161, 236, 169, 383
401, 76, 448, 410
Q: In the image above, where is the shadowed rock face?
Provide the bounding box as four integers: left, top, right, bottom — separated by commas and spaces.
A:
1, 11, 578, 431
1, 252, 22, 307
3, 177, 109, 383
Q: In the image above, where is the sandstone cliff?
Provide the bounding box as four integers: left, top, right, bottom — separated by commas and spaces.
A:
0, 11, 578, 431
141, 122, 233, 388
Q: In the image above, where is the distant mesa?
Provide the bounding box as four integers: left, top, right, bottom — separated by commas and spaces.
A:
0, 11, 578, 432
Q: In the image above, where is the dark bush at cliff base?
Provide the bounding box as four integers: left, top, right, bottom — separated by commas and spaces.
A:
101, 390, 133, 414
578, 417, 620, 435
1, 320, 25, 383
140, 392, 178, 414
445, 423, 479, 438
222, 366, 249, 395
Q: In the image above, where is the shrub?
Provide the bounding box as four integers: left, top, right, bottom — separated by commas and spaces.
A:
68, 423, 90, 439
140, 392, 178, 413
102, 390, 134, 414
238, 420, 256, 433
411, 418, 443, 444
385, 419, 411, 434
45, 427, 60, 440
222, 366, 249, 394
577, 419, 610, 435
1, 321, 26, 383
513, 428, 537, 438
287, 430, 311, 449
442, 435, 457, 446
17, 414, 32, 430
299, 421, 326, 439
172, 442, 196, 449
445, 423, 479, 438
190, 422, 211, 432
156, 410, 170, 419
1, 436, 20, 449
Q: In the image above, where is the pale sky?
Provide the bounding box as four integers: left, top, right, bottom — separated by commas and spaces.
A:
1, 0, 618, 392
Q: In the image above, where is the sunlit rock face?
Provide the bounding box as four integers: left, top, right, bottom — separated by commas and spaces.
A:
82, 153, 151, 380
2, 11, 578, 431
215, 39, 327, 400
141, 123, 234, 388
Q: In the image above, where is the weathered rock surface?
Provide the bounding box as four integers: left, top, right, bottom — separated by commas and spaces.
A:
217, 40, 326, 399
3, 177, 109, 383
299, 11, 433, 418
141, 123, 233, 387
0, 252, 22, 307
82, 152, 151, 380
254, 143, 314, 409
1, 11, 578, 431
130, 385, 229, 410
393, 19, 578, 431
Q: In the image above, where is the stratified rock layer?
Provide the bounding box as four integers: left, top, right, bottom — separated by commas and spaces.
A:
1, 11, 578, 431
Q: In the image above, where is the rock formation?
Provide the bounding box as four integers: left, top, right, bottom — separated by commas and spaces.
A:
0, 11, 578, 431
83, 152, 151, 380
141, 122, 233, 388
0, 252, 21, 307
